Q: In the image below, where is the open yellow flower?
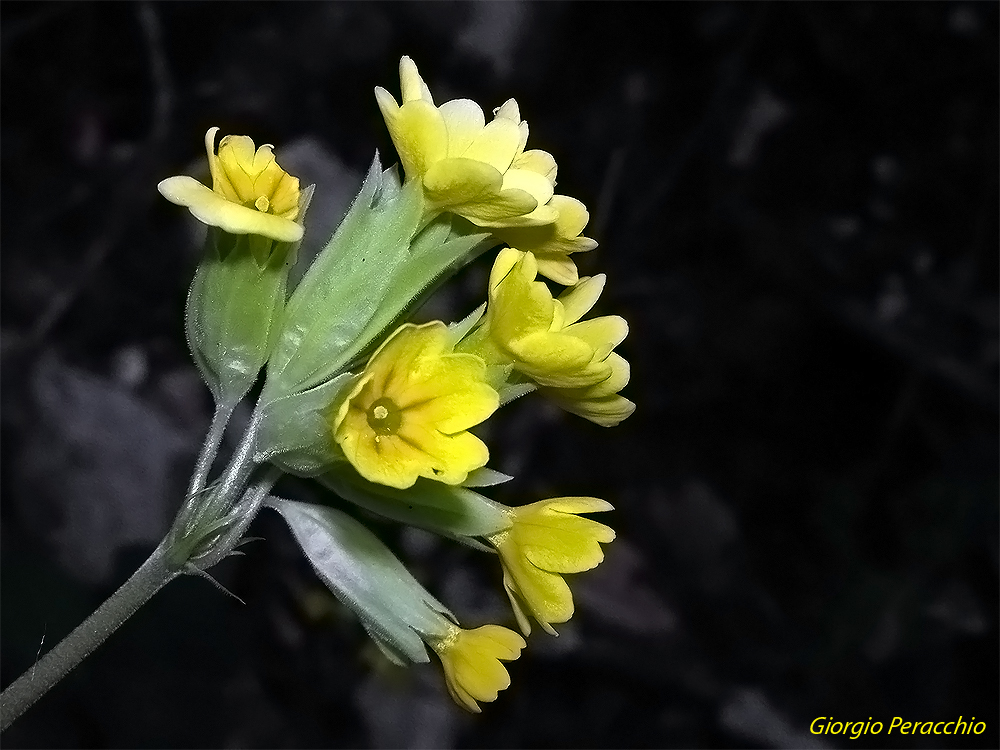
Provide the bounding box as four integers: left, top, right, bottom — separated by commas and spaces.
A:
330, 322, 499, 489
468, 247, 634, 425
492, 194, 598, 285
429, 623, 525, 712
487, 497, 615, 635
375, 56, 558, 228
158, 127, 303, 243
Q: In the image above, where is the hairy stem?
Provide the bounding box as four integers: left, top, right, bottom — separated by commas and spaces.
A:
0, 544, 178, 732
187, 400, 237, 498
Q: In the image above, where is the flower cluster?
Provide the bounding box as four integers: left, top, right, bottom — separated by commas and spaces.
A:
159, 56, 632, 713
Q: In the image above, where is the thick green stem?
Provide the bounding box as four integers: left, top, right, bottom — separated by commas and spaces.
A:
0, 544, 178, 732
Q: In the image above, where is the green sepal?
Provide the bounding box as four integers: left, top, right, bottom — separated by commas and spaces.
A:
185, 233, 290, 405
254, 372, 355, 477
320, 465, 512, 541
267, 497, 454, 666
446, 303, 486, 347
462, 467, 514, 488
262, 153, 493, 402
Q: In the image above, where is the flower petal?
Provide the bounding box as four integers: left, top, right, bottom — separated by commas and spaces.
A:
385, 100, 449, 179
423, 157, 504, 207
157, 176, 303, 242
439, 98, 487, 157
463, 116, 522, 173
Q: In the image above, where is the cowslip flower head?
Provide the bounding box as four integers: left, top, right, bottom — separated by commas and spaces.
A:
330, 321, 499, 489
375, 56, 558, 228
429, 623, 526, 712
487, 497, 615, 635
492, 194, 599, 285
158, 127, 303, 244
477, 247, 634, 425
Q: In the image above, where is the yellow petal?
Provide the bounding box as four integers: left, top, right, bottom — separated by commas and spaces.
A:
463, 117, 522, 173
471, 199, 559, 228
545, 497, 615, 514
501, 167, 555, 207
439, 98, 487, 157
493, 98, 521, 123
399, 56, 434, 104
434, 624, 525, 712
552, 393, 636, 427
533, 255, 579, 286
157, 176, 303, 242
457, 188, 541, 225
565, 315, 629, 361
550, 194, 590, 235
423, 158, 503, 207
386, 100, 449, 179
558, 275, 606, 326
512, 149, 557, 183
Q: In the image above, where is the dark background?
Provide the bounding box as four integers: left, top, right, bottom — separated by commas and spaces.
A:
2, 2, 997, 748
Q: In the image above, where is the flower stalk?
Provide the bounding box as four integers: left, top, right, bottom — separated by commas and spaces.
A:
0, 543, 177, 732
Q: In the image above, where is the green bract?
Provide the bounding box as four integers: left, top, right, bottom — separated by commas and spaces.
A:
254, 372, 354, 477
260, 156, 491, 403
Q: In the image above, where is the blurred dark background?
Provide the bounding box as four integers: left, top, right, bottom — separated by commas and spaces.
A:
2, 2, 997, 748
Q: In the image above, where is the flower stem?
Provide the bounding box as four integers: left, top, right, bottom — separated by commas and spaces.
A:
0, 544, 178, 732
187, 400, 237, 498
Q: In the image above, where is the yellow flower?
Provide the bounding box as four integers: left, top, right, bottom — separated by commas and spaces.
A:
474, 247, 634, 425
429, 623, 525, 712
158, 127, 303, 243
375, 56, 558, 228
330, 322, 499, 489
542, 352, 635, 428
492, 194, 598, 285
487, 498, 615, 635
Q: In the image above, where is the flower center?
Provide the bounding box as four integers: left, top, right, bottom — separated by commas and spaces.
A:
254, 195, 271, 213
367, 396, 402, 435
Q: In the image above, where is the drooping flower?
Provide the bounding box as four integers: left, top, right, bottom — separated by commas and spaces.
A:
375, 56, 558, 228
429, 623, 526, 712
330, 321, 499, 489
464, 247, 634, 425
542, 352, 635, 428
491, 194, 598, 285
487, 497, 615, 635
158, 127, 303, 244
